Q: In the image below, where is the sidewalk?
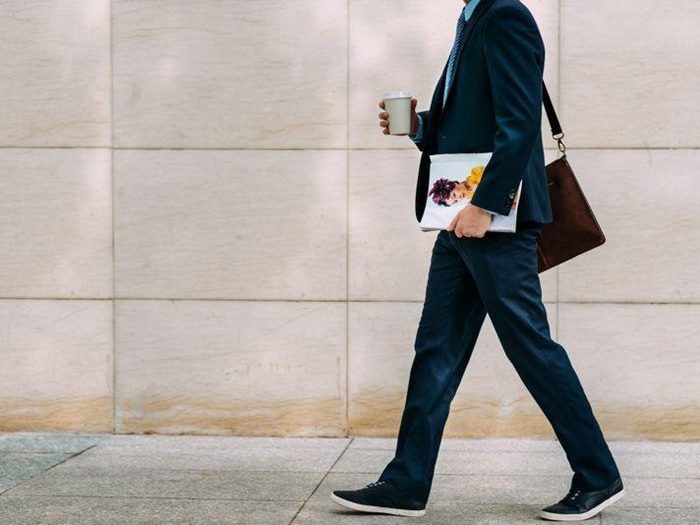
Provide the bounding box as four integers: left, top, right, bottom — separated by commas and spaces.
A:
0, 433, 697, 524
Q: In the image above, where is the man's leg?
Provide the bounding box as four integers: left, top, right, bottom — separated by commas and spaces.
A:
450, 223, 621, 492
378, 229, 488, 504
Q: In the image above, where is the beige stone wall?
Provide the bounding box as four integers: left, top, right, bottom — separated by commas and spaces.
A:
0, 1, 698, 439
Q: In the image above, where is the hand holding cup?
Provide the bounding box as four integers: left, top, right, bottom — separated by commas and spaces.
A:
379, 95, 419, 136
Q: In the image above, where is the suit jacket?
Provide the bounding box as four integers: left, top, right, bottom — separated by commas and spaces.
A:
414, 0, 553, 225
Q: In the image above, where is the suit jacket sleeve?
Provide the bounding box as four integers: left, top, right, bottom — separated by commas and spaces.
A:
469, 6, 544, 216
410, 110, 432, 152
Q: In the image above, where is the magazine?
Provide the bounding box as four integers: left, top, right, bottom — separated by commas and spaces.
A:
418, 153, 522, 233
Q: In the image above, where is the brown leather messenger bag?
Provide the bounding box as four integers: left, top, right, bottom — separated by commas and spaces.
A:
537, 83, 606, 273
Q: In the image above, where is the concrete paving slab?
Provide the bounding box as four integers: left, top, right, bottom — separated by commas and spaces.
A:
0, 432, 108, 453
614, 453, 700, 479
0, 451, 71, 478
348, 436, 561, 452
60, 443, 347, 472
601, 506, 700, 525
0, 496, 302, 525
608, 440, 700, 456
0, 451, 72, 493
0, 435, 696, 525
101, 434, 351, 451
0, 477, 18, 492
5, 465, 323, 501
616, 477, 700, 508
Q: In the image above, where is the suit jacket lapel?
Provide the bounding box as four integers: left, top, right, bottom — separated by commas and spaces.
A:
439, 0, 496, 123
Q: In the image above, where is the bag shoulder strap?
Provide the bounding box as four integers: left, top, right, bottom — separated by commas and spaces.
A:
542, 82, 567, 155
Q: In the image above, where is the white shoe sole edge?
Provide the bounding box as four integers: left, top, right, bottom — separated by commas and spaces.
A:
330, 493, 426, 517
539, 488, 625, 521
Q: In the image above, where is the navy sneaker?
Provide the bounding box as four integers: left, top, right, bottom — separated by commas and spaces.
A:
331, 480, 426, 517
539, 477, 625, 521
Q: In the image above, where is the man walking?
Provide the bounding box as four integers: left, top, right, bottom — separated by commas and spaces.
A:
331, 0, 624, 520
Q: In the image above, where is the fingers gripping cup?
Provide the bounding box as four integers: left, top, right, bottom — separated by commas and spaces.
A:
383, 91, 412, 135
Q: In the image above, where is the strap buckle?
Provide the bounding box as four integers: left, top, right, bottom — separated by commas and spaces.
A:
553, 132, 567, 156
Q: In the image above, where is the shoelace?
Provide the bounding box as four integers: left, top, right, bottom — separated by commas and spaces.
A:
366, 480, 387, 489
565, 489, 582, 503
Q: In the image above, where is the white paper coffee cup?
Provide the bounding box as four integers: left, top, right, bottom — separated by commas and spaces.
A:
383, 91, 412, 135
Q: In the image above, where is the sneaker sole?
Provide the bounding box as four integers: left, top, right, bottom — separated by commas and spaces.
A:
330, 493, 426, 517
539, 488, 625, 521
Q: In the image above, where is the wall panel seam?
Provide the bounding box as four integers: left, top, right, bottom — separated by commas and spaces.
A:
344, 0, 351, 437
110, 0, 117, 433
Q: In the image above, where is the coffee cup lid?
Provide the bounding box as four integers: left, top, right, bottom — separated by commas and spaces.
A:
383, 91, 411, 100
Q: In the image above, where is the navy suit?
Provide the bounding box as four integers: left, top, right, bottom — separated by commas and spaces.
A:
378, 0, 621, 506
414, 0, 552, 224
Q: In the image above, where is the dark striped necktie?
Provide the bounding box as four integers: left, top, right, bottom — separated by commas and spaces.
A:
444, 10, 468, 107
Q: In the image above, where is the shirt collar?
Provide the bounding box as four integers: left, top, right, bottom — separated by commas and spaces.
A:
463, 0, 481, 22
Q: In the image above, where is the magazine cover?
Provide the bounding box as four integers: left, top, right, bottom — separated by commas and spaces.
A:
419, 153, 522, 233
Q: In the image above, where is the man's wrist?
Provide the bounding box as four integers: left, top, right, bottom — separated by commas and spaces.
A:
470, 203, 496, 216
409, 114, 424, 142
